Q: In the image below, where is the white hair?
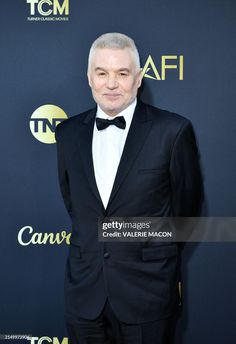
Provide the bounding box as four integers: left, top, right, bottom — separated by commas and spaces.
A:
87, 32, 141, 73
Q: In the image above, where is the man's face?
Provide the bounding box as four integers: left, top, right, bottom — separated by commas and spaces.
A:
87, 48, 142, 116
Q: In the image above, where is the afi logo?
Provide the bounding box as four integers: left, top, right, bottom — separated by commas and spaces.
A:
27, 0, 69, 16
142, 55, 184, 80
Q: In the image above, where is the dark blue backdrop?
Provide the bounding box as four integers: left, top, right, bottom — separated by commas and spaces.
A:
0, 1, 236, 343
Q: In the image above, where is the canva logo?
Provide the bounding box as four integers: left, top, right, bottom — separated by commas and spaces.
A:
26, 0, 69, 21
142, 55, 184, 80
29, 104, 68, 144
18, 226, 71, 245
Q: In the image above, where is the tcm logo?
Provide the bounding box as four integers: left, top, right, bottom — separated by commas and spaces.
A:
29, 104, 68, 144
28, 337, 68, 344
142, 55, 184, 80
27, 0, 69, 21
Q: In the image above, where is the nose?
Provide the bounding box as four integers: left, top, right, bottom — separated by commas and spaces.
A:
106, 75, 118, 89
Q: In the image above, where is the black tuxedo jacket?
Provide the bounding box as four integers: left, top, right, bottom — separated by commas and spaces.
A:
55, 100, 203, 324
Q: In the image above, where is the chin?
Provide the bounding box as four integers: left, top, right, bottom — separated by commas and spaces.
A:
102, 105, 120, 114
106, 109, 119, 116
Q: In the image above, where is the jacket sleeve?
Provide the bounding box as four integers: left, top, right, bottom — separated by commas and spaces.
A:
55, 126, 73, 219
170, 121, 204, 217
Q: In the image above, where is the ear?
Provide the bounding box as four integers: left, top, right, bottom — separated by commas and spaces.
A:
137, 69, 143, 88
87, 71, 92, 87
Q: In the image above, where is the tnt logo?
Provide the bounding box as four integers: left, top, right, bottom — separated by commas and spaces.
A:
29, 104, 68, 144
29, 337, 68, 344
26, 0, 69, 17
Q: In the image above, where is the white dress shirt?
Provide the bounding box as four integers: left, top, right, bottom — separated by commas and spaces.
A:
92, 98, 137, 209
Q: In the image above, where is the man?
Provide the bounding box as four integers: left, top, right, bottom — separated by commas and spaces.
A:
55, 33, 203, 344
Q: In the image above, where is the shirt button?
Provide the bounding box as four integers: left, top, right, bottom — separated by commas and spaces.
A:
104, 252, 110, 259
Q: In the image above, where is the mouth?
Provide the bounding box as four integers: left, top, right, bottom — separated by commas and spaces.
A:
103, 93, 122, 98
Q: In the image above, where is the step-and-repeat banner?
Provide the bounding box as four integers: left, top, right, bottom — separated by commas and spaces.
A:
1, 1, 236, 343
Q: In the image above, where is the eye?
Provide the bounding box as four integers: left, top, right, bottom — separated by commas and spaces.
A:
97, 71, 106, 77
119, 72, 128, 77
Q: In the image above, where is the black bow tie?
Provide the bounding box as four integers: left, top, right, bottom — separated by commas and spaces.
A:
96, 116, 126, 130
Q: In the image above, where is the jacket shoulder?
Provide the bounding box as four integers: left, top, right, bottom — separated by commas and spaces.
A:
55, 107, 95, 140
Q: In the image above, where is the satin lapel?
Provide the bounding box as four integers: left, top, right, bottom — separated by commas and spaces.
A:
107, 101, 153, 208
76, 108, 105, 209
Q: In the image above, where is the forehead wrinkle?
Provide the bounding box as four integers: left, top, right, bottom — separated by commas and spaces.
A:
91, 50, 135, 69
94, 67, 131, 72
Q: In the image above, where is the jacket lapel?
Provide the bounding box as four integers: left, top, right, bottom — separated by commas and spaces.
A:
107, 100, 153, 209
76, 107, 105, 210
